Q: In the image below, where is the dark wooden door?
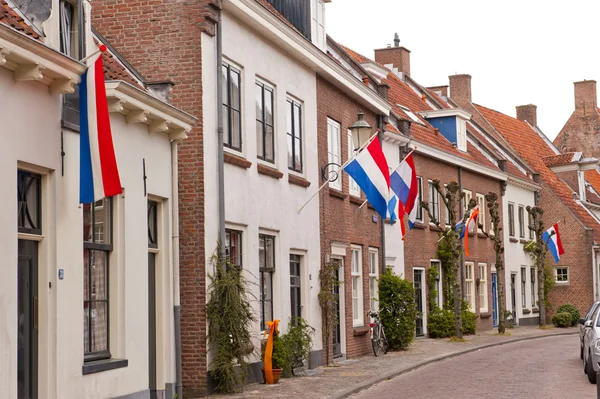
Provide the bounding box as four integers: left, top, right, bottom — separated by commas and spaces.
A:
148, 252, 157, 398
332, 259, 342, 358
18, 240, 38, 399
290, 255, 302, 324
414, 270, 424, 337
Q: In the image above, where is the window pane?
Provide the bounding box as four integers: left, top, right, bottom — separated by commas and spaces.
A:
256, 120, 264, 158
231, 110, 241, 149
259, 236, 265, 267
287, 134, 294, 169
265, 89, 273, 125
294, 137, 302, 171
94, 199, 111, 245
266, 236, 274, 268
265, 125, 274, 162
83, 203, 93, 242
293, 104, 301, 139
230, 70, 240, 109
221, 65, 229, 106
91, 301, 108, 353
256, 83, 263, 122
91, 250, 107, 300
222, 105, 230, 146
83, 303, 89, 353
83, 249, 90, 300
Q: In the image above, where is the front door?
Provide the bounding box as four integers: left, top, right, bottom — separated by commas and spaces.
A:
491, 272, 498, 327
290, 255, 302, 325
148, 253, 157, 398
18, 239, 38, 399
414, 269, 425, 337
332, 259, 343, 358
510, 273, 517, 325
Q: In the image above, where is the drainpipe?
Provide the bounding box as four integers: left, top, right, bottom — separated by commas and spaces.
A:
378, 115, 386, 274
216, 8, 226, 265
171, 139, 183, 399
458, 167, 465, 299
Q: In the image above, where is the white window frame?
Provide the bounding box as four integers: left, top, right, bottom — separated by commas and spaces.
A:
311, 0, 326, 50
530, 267, 536, 307
444, 184, 450, 226
478, 263, 488, 313
463, 190, 474, 233
518, 205, 525, 238
554, 267, 569, 284
508, 203, 515, 237
476, 193, 486, 234
351, 245, 364, 327
521, 267, 527, 308
348, 129, 360, 197
368, 248, 379, 312
465, 262, 475, 311
428, 180, 440, 224
415, 177, 424, 223
431, 260, 443, 308
327, 118, 341, 190
457, 119, 467, 152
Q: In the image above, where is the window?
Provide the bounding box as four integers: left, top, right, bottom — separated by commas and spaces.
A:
256, 82, 274, 163
521, 267, 527, 308
518, 205, 525, 238
83, 198, 113, 361
259, 234, 275, 331
148, 200, 158, 248
457, 119, 467, 152
463, 190, 474, 233
555, 267, 569, 283
225, 229, 242, 268
368, 248, 379, 312
444, 185, 450, 226
351, 246, 364, 326
431, 260, 443, 307
476, 193, 486, 233
287, 99, 303, 172
465, 262, 475, 311
311, 0, 326, 50
17, 170, 42, 235
528, 212, 534, 240
348, 129, 360, 197
415, 177, 423, 222
428, 180, 440, 224
60, 0, 85, 130
530, 267, 536, 307
290, 254, 302, 324
508, 203, 515, 237
478, 263, 488, 313
398, 105, 424, 125
327, 118, 341, 190
222, 62, 242, 151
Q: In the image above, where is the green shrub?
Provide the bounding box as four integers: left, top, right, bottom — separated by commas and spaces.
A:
262, 334, 290, 375
281, 318, 315, 376
552, 312, 572, 328
379, 269, 417, 350
556, 304, 580, 327
461, 305, 477, 335
427, 309, 454, 338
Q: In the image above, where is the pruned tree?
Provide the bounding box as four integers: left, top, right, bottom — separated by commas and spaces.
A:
478, 192, 506, 334
525, 206, 552, 326
421, 180, 477, 338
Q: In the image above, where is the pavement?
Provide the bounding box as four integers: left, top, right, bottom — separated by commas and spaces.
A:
210, 325, 578, 399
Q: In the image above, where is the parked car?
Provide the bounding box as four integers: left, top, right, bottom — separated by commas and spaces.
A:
582, 304, 600, 384
579, 302, 600, 359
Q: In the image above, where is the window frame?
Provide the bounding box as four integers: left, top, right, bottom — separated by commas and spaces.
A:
351, 245, 364, 327
17, 170, 42, 235
415, 177, 424, 223
289, 254, 302, 325
225, 229, 243, 269
348, 129, 361, 197
431, 260, 443, 308
311, 0, 326, 49
256, 81, 275, 163
478, 263, 488, 313
530, 267, 536, 307
60, 0, 85, 131
83, 198, 113, 362
287, 98, 303, 173
222, 61, 242, 152
463, 190, 474, 233
518, 205, 525, 238
508, 203, 515, 237
368, 248, 379, 312
327, 118, 342, 190
521, 267, 527, 308
259, 234, 275, 331
476, 193, 486, 234
428, 180, 440, 224
528, 212, 535, 240
465, 262, 475, 311
554, 267, 569, 284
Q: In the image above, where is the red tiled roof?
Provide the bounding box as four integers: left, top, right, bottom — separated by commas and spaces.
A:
543, 153, 576, 167
0, 0, 40, 40
475, 104, 600, 243
339, 45, 370, 64
101, 48, 145, 90
585, 170, 600, 203
385, 123, 400, 134
425, 88, 451, 109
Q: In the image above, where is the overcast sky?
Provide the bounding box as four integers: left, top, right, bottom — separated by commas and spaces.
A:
327, 0, 600, 141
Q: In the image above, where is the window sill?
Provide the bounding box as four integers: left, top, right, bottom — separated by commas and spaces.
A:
477, 232, 487, 239
519, 238, 528, 244
82, 358, 128, 375
523, 309, 531, 314
224, 152, 252, 169
288, 174, 311, 188
329, 188, 347, 200
349, 195, 364, 205
429, 224, 443, 232
555, 281, 570, 287
353, 325, 369, 336
257, 163, 283, 179
412, 222, 426, 229
532, 308, 539, 314
479, 312, 491, 319
509, 237, 519, 243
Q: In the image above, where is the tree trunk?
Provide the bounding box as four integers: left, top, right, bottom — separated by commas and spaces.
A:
537, 266, 546, 326
453, 249, 463, 338
497, 264, 505, 334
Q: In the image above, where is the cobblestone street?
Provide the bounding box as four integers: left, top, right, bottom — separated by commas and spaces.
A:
350, 335, 592, 399
212, 327, 579, 398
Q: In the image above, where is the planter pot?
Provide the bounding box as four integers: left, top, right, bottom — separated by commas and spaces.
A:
261, 368, 283, 384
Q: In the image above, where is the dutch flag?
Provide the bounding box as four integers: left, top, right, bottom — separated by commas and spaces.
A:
390, 152, 419, 229
344, 137, 390, 218
542, 223, 565, 263
79, 45, 122, 204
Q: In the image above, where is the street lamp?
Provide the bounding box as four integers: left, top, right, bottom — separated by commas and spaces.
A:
349, 110, 372, 149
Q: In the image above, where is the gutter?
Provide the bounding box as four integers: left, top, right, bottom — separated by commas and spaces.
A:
171, 140, 183, 399
217, 9, 226, 262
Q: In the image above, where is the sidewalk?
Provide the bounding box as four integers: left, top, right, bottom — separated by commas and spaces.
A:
211, 325, 578, 399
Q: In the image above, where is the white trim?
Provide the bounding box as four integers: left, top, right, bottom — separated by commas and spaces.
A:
226, 0, 391, 115
350, 245, 364, 327
465, 262, 475, 311
368, 248, 379, 312
507, 176, 539, 191
549, 160, 599, 173
327, 118, 342, 190
419, 108, 471, 120
478, 263, 488, 313
17, 232, 44, 241
413, 267, 427, 336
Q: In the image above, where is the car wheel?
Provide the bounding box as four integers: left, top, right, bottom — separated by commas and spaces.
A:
588, 351, 597, 384
585, 351, 589, 374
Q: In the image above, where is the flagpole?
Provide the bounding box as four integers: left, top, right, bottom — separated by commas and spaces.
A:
297, 130, 380, 214
80, 44, 107, 64
389, 146, 418, 172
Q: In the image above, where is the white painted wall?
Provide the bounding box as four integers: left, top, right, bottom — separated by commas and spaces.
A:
382, 139, 405, 276
203, 10, 322, 362
503, 182, 537, 325
0, 64, 178, 398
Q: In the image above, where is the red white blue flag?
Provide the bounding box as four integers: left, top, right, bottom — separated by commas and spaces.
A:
344, 137, 390, 218
390, 152, 418, 229
79, 46, 122, 204
542, 223, 565, 263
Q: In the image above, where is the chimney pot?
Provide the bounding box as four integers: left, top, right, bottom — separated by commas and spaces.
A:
574, 80, 597, 112
394, 33, 400, 47
448, 74, 472, 103
516, 104, 537, 127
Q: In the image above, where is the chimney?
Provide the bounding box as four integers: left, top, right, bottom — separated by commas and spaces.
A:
516, 104, 537, 127
574, 80, 597, 112
449, 74, 472, 103
374, 33, 411, 77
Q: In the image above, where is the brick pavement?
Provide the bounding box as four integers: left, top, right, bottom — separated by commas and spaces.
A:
211, 326, 578, 399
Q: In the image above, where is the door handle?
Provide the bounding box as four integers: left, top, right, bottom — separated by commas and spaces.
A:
33, 296, 38, 330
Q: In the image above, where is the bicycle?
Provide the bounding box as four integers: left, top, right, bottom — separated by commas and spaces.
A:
368, 310, 389, 356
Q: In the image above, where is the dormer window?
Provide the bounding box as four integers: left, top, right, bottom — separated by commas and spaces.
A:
398, 105, 424, 125
311, 0, 326, 50
419, 108, 471, 152
457, 118, 467, 152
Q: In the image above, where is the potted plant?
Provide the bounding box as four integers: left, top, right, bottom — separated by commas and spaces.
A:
261, 333, 288, 384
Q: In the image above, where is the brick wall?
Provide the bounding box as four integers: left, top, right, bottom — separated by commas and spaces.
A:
92, 1, 214, 396
373, 46, 411, 76
316, 75, 382, 360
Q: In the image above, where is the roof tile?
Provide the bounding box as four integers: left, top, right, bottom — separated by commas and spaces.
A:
0, 0, 40, 40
